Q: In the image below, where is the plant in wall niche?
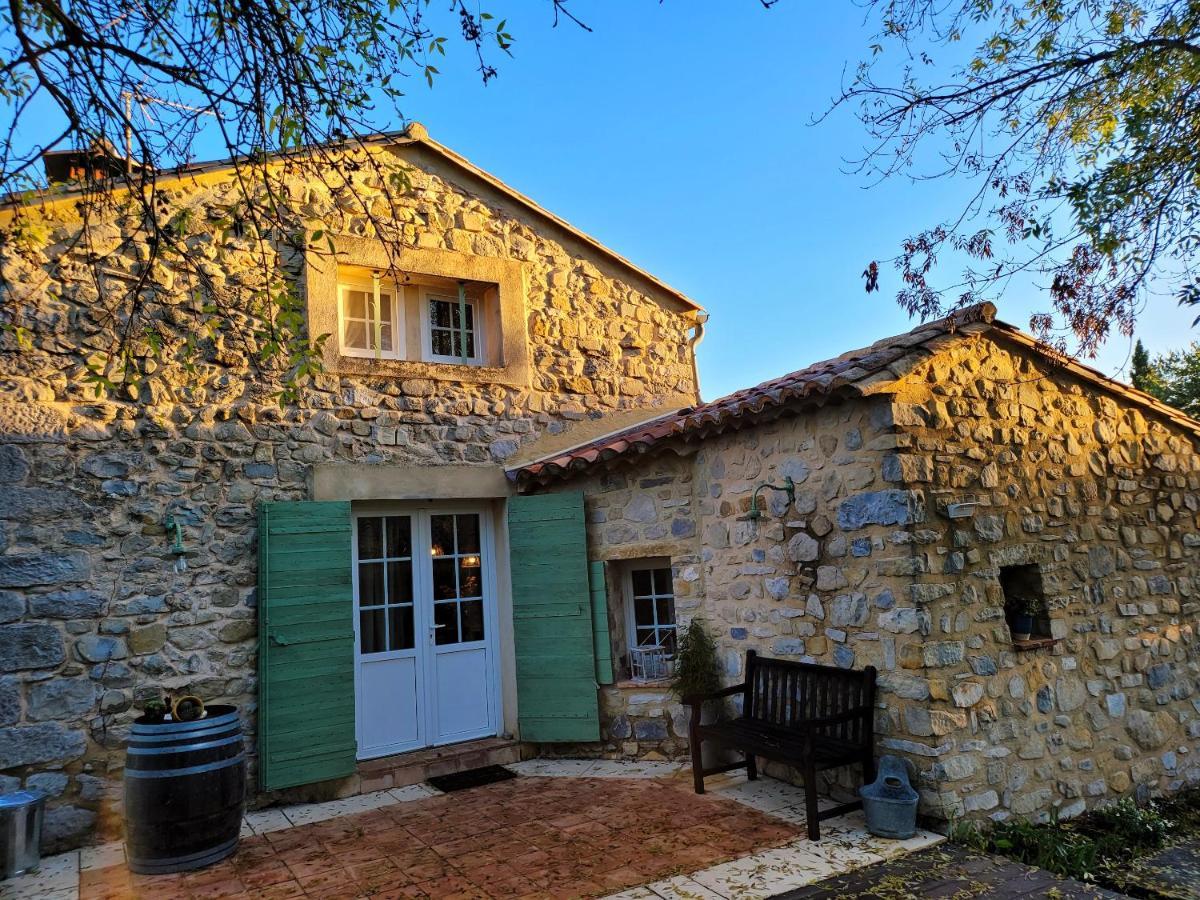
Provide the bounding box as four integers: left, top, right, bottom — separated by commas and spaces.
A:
671, 618, 723, 711
1008, 595, 1042, 641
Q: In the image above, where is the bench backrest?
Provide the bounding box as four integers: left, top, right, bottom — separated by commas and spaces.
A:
744, 650, 877, 746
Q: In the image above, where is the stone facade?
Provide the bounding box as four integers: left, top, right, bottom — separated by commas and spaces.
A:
0, 136, 699, 849
542, 331, 1200, 826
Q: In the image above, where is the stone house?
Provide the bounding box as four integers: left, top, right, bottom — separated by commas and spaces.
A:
511, 302, 1200, 824
0, 124, 1197, 852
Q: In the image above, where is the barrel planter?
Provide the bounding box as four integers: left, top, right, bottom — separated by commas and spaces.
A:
123, 704, 246, 874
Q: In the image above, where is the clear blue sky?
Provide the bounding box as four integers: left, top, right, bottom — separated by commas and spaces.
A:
393, 2, 1196, 400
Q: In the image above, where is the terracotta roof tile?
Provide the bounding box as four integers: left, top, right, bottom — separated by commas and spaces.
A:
511, 301, 1200, 487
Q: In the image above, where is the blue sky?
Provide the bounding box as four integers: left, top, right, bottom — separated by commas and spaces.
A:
392, 2, 1197, 400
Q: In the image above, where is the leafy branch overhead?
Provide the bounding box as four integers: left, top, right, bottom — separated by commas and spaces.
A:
843, 1, 1200, 355
0, 0, 583, 401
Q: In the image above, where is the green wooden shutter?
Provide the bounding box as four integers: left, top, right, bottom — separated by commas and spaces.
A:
508, 492, 600, 742
258, 501, 357, 791
589, 561, 614, 686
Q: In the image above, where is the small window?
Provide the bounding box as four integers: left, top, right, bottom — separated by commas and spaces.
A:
628, 561, 676, 657
1000, 564, 1049, 643
339, 276, 402, 359
355, 515, 415, 654
423, 290, 483, 365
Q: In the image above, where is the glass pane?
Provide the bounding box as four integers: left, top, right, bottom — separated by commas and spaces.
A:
652, 567, 673, 595
462, 303, 474, 329
456, 515, 480, 554
656, 596, 675, 626
387, 561, 413, 604
464, 329, 476, 358
388, 605, 414, 651
460, 600, 485, 642
430, 515, 454, 557
451, 331, 465, 358
379, 323, 393, 352
434, 601, 459, 645
359, 609, 386, 654
660, 627, 677, 655
634, 596, 655, 629
358, 517, 383, 558
431, 328, 453, 357
430, 299, 452, 328
358, 562, 385, 604
631, 569, 653, 597
433, 558, 457, 600
458, 558, 482, 598
345, 290, 366, 319
344, 320, 367, 350
386, 516, 411, 558
635, 627, 659, 648
378, 292, 392, 318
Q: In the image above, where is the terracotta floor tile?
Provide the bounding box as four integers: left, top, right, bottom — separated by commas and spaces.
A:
74, 773, 802, 900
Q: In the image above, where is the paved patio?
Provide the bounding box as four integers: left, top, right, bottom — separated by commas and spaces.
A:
1, 760, 944, 900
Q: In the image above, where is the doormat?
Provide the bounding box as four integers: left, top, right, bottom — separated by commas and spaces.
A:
427, 765, 517, 793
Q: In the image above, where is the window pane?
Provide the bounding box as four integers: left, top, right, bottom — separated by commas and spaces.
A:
358, 562, 385, 604
430, 299, 452, 328
458, 558, 482, 599
656, 596, 675, 626
344, 320, 367, 350
460, 600, 485, 643
634, 596, 655, 629
358, 517, 383, 558
456, 515, 480, 554
461, 303, 474, 329
387, 605, 414, 651
359, 609, 386, 654
345, 290, 366, 319
434, 602, 459, 645
631, 569, 653, 597
377, 292, 392, 318
387, 561, 413, 604
660, 628, 677, 655
432, 558, 457, 600
431, 328, 453, 357
652, 567, 673, 595
430, 515, 454, 556
386, 516, 411, 558
635, 627, 659, 648
464, 330, 476, 358
378, 323, 393, 352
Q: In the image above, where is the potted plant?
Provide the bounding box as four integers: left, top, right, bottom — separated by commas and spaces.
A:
670, 618, 730, 767
141, 697, 168, 724
1010, 596, 1039, 641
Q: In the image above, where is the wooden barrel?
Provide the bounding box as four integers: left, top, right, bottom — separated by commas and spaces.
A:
123, 704, 246, 874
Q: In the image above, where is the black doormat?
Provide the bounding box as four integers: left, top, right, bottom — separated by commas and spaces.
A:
426, 764, 517, 793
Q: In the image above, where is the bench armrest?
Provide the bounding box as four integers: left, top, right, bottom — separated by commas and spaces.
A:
682, 683, 746, 706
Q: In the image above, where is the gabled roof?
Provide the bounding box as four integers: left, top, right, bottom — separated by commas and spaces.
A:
12, 123, 702, 314
511, 302, 1200, 487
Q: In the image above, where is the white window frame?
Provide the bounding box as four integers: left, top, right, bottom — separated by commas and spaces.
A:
338, 274, 404, 360
420, 286, 484, 366
622, 558, 677, 656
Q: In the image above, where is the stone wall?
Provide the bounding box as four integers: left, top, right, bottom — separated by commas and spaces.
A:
552, 332, 1200, 825
0, 144, 697, 849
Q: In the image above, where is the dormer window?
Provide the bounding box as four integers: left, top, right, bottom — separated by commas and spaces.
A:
338, 275, 403, 360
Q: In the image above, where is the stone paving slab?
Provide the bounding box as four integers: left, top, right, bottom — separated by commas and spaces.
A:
768, 844, 1130, 900
1126, 838, 1200, 900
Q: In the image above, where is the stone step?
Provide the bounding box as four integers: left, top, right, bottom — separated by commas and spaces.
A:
356, 737, 527, 792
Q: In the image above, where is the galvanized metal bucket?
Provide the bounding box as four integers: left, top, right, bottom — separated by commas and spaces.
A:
0, 789, 47, 879
859, 755, 919, 839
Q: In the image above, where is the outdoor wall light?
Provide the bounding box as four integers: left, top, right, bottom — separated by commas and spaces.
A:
165, 514, 187, 572
739, 476, 796, 522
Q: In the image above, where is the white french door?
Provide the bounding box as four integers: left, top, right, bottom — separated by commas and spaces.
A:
352, 507, 499, 759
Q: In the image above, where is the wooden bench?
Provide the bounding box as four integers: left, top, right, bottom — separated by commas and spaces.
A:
686, 650, 878, 840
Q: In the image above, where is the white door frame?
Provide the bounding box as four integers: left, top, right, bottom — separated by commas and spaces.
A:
351, 504, 502, 760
